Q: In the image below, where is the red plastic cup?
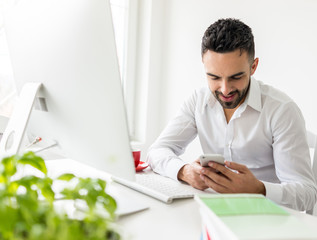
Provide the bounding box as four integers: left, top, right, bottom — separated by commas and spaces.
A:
132, 150, 141, 168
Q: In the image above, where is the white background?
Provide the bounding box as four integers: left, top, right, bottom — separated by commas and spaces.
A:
140, 0, 317, 162
1, 0, 317, 163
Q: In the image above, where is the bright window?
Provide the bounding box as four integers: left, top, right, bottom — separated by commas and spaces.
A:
111, 0, 139, 140
110, 0, 129, 82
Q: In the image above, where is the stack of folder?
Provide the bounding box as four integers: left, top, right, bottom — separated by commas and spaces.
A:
195, 194, 317, 240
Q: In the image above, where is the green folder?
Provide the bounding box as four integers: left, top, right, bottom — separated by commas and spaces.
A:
196, 194, 317, 239
199, 194, 289, 216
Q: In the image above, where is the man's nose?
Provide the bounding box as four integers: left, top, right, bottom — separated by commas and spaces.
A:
220, 80, 232, 96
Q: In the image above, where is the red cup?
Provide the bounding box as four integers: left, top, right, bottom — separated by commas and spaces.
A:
132, 150, 141, 168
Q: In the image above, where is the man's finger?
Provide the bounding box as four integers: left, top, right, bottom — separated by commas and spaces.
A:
207, 161, 236, 178
193, 161, 204, 173
224, 160, 248, 173
201, 168, 231, 187
200, 174, 229, 193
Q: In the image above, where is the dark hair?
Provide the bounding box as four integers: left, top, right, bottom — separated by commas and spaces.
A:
201, 18, 255, 62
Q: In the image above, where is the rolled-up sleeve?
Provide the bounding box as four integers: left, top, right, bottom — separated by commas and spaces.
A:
269, 101, 317, 211
146, 91, 199, 180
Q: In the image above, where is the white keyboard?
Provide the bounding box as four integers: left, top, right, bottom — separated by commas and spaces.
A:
112, 171, 215, 203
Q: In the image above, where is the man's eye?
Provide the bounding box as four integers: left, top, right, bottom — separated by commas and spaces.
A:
231, 76, 242, 80
210, 77, 220, 80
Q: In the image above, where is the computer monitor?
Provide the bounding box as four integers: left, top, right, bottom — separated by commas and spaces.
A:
1, 0, 136, 181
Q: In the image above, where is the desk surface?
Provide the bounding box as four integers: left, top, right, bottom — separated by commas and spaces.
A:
114, 184, 317, 240
45, 158, 317, 240
114, 185, 202, 240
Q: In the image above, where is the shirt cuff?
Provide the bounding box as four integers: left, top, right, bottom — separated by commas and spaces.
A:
165, 157, 188, 181
262, 181, 283, 204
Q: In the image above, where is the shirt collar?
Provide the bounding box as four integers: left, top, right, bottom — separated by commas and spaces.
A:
245, 77, 262, 112
207, 91, 216, 107
204, 77, 262, 112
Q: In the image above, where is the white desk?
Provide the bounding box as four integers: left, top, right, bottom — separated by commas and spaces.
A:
45, 158, 317, 240
112, 184, 317, 240
114, 186, 202, 240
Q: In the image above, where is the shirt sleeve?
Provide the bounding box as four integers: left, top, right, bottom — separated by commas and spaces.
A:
146, 90, 199, 180
267, 101, 317, 211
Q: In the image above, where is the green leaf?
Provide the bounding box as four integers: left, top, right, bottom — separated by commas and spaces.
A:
1, 155, 17, 177
15, 175, 42, 190
60, 188, 80, 200
40, 184, 55, 203
97, 179, 106, 190
18, 176, 54, 203
57, 173, 76, 181
7, 181, 19, 195
100, 194, 117, 218
0, 175, 5, 183
0, 152, 120, 239
17, 152, 47, 175
0, 205, 19, 238
16, 193, 40, 225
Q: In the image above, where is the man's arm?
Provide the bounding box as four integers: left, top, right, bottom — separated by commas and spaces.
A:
146, 90, 200, 180
264, 101, 317, 211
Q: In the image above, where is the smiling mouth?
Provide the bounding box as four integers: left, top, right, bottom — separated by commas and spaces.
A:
219, 93, 236, 102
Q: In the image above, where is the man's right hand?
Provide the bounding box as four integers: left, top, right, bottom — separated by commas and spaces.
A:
177, 159, 209, 190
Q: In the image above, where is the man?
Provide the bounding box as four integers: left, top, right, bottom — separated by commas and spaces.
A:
146, 18, 317, 211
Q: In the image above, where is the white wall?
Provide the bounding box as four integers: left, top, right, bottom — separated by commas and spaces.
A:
143, 0, 317, 162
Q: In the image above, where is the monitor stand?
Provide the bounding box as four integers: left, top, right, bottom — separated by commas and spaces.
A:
0, 82, 42, 156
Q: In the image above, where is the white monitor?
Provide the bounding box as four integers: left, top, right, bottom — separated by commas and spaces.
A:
2, 0, 136, 181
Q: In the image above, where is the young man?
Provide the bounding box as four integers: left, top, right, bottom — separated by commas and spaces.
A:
146, 18, 317, 211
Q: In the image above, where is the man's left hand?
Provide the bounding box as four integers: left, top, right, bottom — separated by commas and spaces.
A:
200, 161, 266, 195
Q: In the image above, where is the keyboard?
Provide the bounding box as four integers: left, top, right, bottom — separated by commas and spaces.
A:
112, 170, 216, 203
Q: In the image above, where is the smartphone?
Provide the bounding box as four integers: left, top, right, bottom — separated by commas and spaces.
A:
199, 154, 225, 167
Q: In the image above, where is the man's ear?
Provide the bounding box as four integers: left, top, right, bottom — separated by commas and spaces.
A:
251, 58, 259, 75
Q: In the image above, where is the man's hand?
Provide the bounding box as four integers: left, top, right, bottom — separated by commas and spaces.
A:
177, 159, 209, 190
200, 161, 266, 195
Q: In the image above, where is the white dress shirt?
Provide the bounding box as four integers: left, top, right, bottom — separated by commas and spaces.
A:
147, 78, 317, 211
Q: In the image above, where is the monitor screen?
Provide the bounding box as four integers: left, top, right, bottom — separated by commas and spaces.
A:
3, 0, 135, 181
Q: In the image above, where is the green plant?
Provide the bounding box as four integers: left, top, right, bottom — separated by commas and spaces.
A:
0, 151, 120, 240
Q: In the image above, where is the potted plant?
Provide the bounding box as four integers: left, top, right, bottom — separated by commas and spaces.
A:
0, 151, 120, 240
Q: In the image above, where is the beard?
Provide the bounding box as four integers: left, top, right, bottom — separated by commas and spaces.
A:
213, 80, 250, 109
